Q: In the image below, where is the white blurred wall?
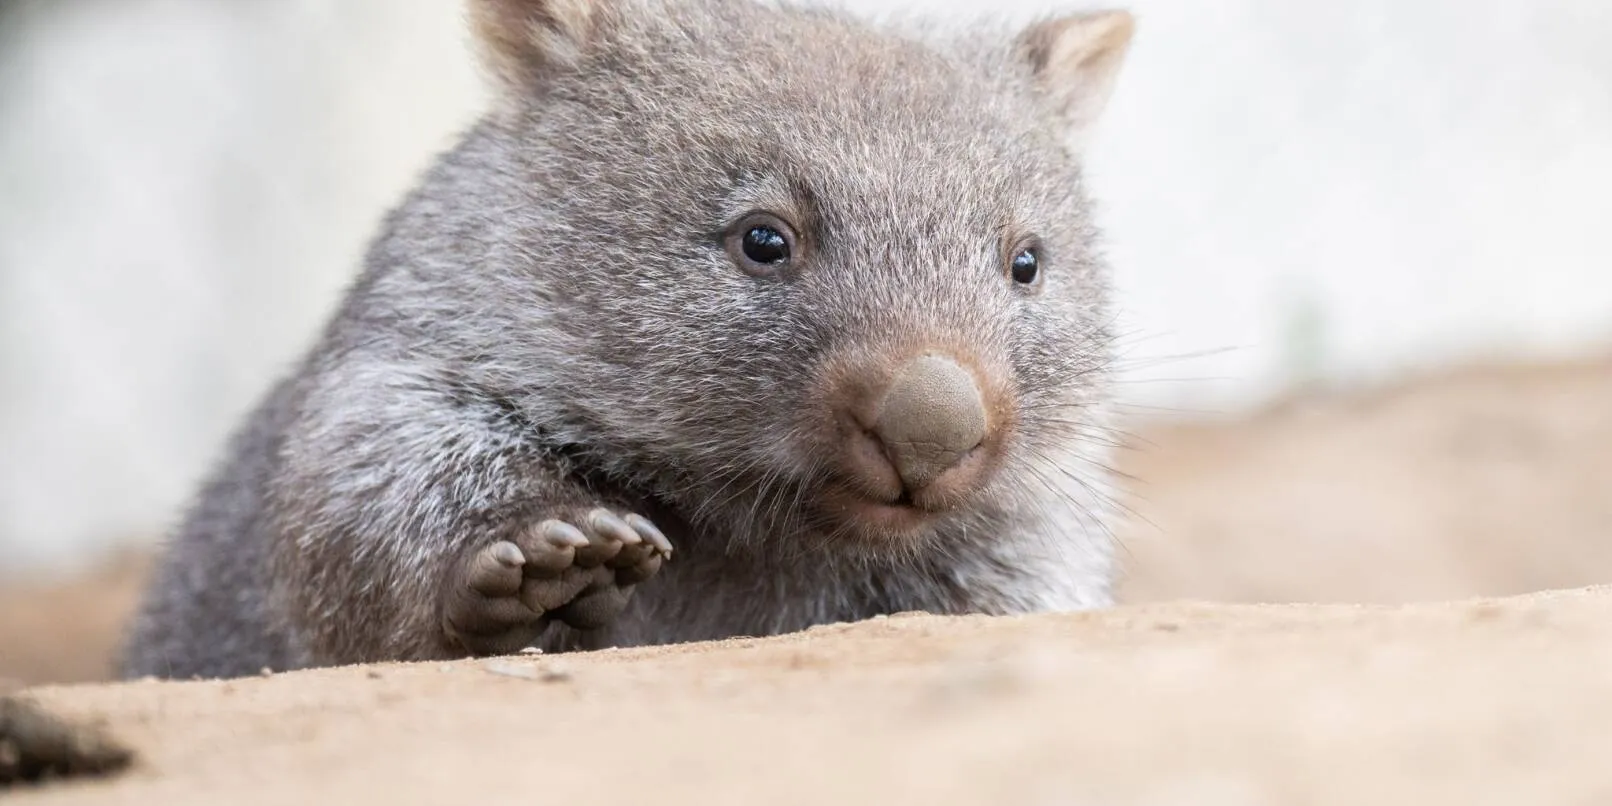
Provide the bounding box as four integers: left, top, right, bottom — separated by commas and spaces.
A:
1, 0, 1609, 573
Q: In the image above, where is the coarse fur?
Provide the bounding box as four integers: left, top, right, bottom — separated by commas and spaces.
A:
120, 0, 1135, 680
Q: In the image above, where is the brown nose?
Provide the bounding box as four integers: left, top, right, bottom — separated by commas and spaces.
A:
870, 354, 988, 492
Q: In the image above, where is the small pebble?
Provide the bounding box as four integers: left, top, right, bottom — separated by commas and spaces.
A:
258, 667, 273, 677
483, 661, 572, 683
519, 646, 543, 655
484, 662, 540, 681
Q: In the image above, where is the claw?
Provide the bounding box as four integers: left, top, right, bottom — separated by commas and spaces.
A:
587, 509, 641, 545
467, 540, 526, 596
490, 541, 526, 567
539, 520, 589, 548
623, 513, 673, 555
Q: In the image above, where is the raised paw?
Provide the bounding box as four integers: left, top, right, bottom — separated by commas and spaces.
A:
442, 508, 673, 655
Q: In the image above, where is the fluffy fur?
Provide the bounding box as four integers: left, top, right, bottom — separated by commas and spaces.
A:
120, 0, 1135, 680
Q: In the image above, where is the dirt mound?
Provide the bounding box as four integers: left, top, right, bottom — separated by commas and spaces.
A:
12, 587, 1612, 805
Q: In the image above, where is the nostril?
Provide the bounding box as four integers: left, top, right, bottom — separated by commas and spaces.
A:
842, 421, 903, 500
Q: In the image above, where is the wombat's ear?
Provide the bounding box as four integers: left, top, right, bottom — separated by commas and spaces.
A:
467, 0, 606, 95
1015, 10, 1134, 150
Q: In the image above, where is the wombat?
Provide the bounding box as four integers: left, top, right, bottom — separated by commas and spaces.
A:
120, 0, 1136, 680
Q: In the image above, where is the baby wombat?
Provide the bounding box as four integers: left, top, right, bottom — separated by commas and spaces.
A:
120, 0, 1136, 680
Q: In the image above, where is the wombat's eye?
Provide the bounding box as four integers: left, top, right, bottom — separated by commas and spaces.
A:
725, 213, 798, 277
744, 227, 789, 263
1009, 244, 1041, 286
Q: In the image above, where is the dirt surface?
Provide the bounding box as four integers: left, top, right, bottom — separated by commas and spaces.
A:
11, 587, 1612, 804
0, 356, 1608, 801
0, 553, 149, 687
1114, 355, 1612, 604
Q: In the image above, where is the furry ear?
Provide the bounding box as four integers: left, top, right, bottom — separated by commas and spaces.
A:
467, 0, 607, 93
1015, 10, 1135, 150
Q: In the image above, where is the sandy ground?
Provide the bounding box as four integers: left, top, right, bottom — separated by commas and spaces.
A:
1, 356, 1610, 801
7, 586, 1612, 805
0, 553, 150, 687
1113, 356, 1612, 604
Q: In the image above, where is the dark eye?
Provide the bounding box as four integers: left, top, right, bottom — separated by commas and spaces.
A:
743, 226, 790, 264
725, 213, 798, 277
1010, 245, 1041, 286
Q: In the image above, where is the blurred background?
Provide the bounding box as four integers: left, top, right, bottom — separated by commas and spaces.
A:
0, 0, 1608, 684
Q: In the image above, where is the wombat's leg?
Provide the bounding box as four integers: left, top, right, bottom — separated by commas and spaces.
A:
441, 509, 673, 655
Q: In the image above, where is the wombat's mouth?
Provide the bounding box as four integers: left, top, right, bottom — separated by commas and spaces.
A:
818, 483, 938, 537
815, 455, 998, 537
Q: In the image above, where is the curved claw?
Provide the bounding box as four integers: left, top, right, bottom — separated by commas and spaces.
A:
623, 513, 673, 557
539, 520, 589, 549
587, 509, 642, 545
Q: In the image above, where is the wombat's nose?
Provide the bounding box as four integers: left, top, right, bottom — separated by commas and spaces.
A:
870, 354, 988, 493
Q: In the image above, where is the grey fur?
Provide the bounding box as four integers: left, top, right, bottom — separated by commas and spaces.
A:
120, 0, 1134, 680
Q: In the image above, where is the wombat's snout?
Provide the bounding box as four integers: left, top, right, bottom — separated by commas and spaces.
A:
840, 353, 997, 511
869, 356, 987, 489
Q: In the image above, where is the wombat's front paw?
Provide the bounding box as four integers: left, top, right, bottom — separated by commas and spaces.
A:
442, 509, 673, 656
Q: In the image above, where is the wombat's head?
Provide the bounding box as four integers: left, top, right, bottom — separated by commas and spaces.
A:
464, 0, 1131, 551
